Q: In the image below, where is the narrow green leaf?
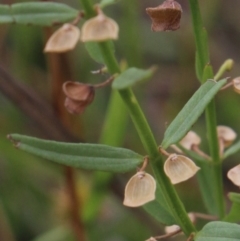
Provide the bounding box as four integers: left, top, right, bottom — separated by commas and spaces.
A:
161, 79, 227, 149
195, 161, 219, 215
8, 134, 143, 173
99, 0, 118, 8
224, 193, 240, 223
11, 2, 78, 26
112, 67, 156, 90
195, 51, 201, 81
224, 140, 240, 159
85, 41, 114, 64
0, 5, 13, 23
195, 221, 240, 241
143, 185, 175, 225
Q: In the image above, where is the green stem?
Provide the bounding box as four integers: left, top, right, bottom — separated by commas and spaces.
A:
118, 89, 196, 236
188, 0, 210, 82
80, 0, 95, 18
189, 0, 225, 219
80, 0, 196, 235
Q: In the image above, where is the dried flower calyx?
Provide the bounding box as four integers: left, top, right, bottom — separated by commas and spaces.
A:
227, 164, 240, 187
233, 77, 240, 94
62, 76, 115, 114
81, 7, 119, 42
146, 0, 182, 32
123, 171, 156, 207
44, 24, 80, 53
63, 81, 95, 114
180, 131, 201, 150
217, 125, 237, 148
164, 154, 200, 184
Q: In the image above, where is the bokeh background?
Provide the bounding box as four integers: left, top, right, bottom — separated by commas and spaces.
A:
0, 0, 240, 240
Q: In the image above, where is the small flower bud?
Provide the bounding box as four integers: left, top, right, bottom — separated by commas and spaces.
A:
44, 24, 80, 53
217, 125, 237, 148
62, 81, 95, 114
146, 0, 182, 32
227, 164, 240, 187
164, 154, 200, 184
81, 11, 119, 42
180, 131, 201, 150
233, 77, 240, 94
123, 172, 156, 207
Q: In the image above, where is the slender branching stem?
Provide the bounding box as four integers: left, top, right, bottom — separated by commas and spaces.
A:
188, 0, 225, 218
80, 0, 196, 235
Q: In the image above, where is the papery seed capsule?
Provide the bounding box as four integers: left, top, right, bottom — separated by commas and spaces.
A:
227, 164, 240, 187
146, 0, 182, 32
44, 24, 80, 53
164, 154, 200, 184
180, 131, 201, 150
165, 224, 181, 234
233, 77, 240, 94
81, 12, 119, 42
165, 213, 195, 234
62, 81, 95, 114
217, 125, 237, 147
123, 172, 156, 207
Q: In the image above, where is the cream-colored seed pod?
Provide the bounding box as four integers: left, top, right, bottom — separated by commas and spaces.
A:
227, 164, 240, 187
164, 154, 200, 184
165, 224, 181, 234
164, 213, 195, 234
81, 13, 119, 42
217, 125, 237, 147
123, 172, 156, 207
233, 77, 240, 94
179, 131, 201, 150
44, 24, 80, 53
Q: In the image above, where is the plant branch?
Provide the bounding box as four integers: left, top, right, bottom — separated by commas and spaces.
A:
80, 0, 196, 235
189, 1, 225, 218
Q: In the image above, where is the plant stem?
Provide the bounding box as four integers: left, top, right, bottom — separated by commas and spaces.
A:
189, 1, 225, 218
188, 0, 209, 82
65, 167, 86, 241
80, 0, 196, 235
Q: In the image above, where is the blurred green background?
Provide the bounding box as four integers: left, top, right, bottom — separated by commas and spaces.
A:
0, 0, 240, 240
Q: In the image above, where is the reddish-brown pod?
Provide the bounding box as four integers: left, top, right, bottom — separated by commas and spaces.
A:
62, 81, 95, 114
146, 0, 182, 32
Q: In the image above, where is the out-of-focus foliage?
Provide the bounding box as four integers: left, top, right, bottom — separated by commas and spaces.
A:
1, 0, 240, 241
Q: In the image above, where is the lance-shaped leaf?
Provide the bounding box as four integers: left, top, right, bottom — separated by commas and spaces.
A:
224, 193, 240, 223
112, 67, 156, 90
161, 79, 227, 149
195, 221, 240, 241
8, 134, 143, 173
85, 41, 115, 64
11, 2, 78, 26
0, 5, 13, 23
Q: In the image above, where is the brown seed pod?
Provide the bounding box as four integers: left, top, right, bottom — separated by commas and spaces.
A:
180, 131, 201, 150
62, 81, 95, 114
233, 77, 240, 94
164, 154, 200, 184
217, 125, 237, 148
81, 11, 119, 42
44, 24, 80, 53
227, 164, 240, 187
146, 0, 182, 32
123, 172, 156, 207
